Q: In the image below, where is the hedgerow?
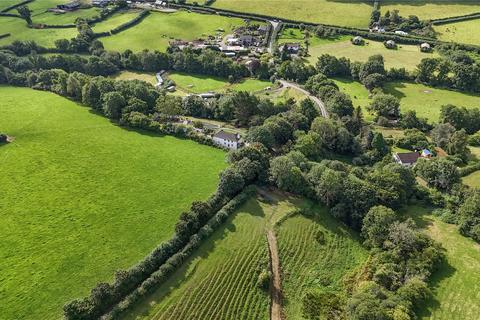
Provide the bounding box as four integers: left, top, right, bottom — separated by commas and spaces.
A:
110, 10, 150, 35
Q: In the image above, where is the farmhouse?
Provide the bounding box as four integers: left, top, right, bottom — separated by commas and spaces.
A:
213, 130, 241, 149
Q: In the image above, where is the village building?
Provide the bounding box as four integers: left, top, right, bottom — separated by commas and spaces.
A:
213, 130, 241, 150
393, 152, 420, 167
385, 40, 396, 49
57, 1, 80, 11
395, 30, 409, 36
92, 0, 111, 7
420, 42, 432, 52
281, 42, 300, 54
257, 25, 269, 34
352, 36, 364, 45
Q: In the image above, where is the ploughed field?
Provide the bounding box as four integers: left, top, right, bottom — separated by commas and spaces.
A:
0, 86, 227, 319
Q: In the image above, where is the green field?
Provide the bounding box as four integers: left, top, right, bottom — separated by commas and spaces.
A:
434, 19, 480, 46
0, 86, 227, 320
168, 72, 271, 94
405, 205, 480, 320
100, 11, 243, 52
113, 71, 158, 85
380, 1, 480, 21
212, 0, 372, 28
333, 78, 373, 121
123, 194, 280, 320
277, 205, 368, 319
92, 10, 142, 33
28, 0, 102, 25
462, 170, 480, 188
384, 82, 480, 121
0, 16, 78, 47
256, 86, 308, 103
0, 0, 22, 11
308, 37, 437, 70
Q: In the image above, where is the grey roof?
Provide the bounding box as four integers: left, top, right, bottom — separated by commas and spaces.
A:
395, 152, 420, 164
214, 130, 239, 142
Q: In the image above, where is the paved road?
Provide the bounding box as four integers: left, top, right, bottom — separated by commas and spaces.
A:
278, 80, 329, 118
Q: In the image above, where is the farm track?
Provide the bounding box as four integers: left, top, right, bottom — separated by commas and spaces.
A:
267, 230, 283, 320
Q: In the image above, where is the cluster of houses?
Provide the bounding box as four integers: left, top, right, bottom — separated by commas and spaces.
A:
47, 0, 112, 14
393, 149, 433, 166
352, 35, 431, 52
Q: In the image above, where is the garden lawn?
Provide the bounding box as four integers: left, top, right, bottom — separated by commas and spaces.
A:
434, 19, 480, 46
0, 86, 226, 320
212, 0, 372, 28
277, 204, 368, 319
379, 1, 480, 21
168, 72, 271, 94
384, 82, 480, 122
92, 9, 142, 33
404, 205, 480, 320
113, 70, 157, 85
0, 16, 78, 47
100, 11, 243, 52
308, 37, 437, 70
122, 194, 276, 320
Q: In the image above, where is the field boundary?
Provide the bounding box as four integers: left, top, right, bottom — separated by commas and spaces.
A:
431, 12, 480, 25
267, 230, 283, 320
0, 0, 34, 13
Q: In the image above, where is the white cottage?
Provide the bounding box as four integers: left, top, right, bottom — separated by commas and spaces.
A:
213, 130, 241, 150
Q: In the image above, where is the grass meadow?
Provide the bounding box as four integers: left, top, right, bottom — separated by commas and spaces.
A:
462, 171, 480, 188
434, 19, 480, 46
0, 86, 227, 319
0, 0, 22, 11
92, 10, 143, 33
29, 0, 102, 25
404, 205, 480, 320
113, 71, 158, 85
100, 11, 243, 52
332, 78, 373, 121
307, 37, 437, 70
212, 0, 372, 27
379, 1, 480, 21
122, 195, 278, 320
277, 204, 369, 319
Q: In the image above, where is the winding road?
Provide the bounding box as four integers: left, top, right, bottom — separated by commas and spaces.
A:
278, 80, 329, 118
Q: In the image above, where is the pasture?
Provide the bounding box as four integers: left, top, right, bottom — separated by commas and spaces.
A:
122, 195, 278, 320
212, 0, 372, 28
92, 10, 143, 33
434, 19, 480, 46
28, 0, 101, 25
277, 204, 369, 319
0, 0, 21, 11
168, 72, 271, 94
308, 37, 437, 70
379, 1, 480, 21
0, 86, 226, 319
113, 71, 158, 85
0, 16, 78, 47
404, 205, 480, 320
384, 82, 480, 122
462, 171, 480, 188
100, 11, 243, 52
333, 78, 373, 121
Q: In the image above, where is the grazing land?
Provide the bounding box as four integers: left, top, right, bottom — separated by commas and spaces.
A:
28, 0, 101, 25
434, 19, 480, 46
307, 37, 437, 70
0, 16, 78, 47
379, 1, 480, 21
0, 86, 227, 320
384, 82, 480, 121
462, 171, 480, 188
333, 78, 373, 121
92, 10, 143, 33
277, 205, 369, 319
212, 0, 372, 28
405, 205, 480, 320
168, 72, 271, 94
122, 195, 276, 320
100, 11, 243, 52
113, 71, 158, 85
0, 0, 22, 11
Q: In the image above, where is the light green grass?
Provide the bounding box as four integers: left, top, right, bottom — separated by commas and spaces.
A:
256, 86, 307, 103
332, 78, 374, 121
277, 205, 369, 319
28, 0, 102, 25
100, 11, 243, 52
0, 16, 78, 47
462, 170, 480, 187
380, 1, 480, 21
212, 0, 373, 28
0, 0, 22, 11
168, 72, 271, 94
404, 205, 480, 320
113, 70, 157, 85
279, 28, 350, 47
92, 10, 142, 33
308, 37, 438, 70
122, 195, 275, 320
434, 19, 480, 46
0, 86, 227, 320
384, 82, 480, 121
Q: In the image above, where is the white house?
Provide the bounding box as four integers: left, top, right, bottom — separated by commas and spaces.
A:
395, 30, 409, 36
213, 130, 241, 150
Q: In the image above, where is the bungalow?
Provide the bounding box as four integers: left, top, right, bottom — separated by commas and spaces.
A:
213, 130, 241, 150
393, 152, 420, 167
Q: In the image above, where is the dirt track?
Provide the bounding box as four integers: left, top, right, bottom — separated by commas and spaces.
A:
267, 230, 283, 320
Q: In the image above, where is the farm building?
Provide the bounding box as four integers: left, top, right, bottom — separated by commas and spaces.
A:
281, 42, 300, 54
385, 40, 396, 49
395, 30, 408, 36
420, 42, 432, 52
352, 36, 364, 45
57, 1, 80, 11
213, 130, 241, 150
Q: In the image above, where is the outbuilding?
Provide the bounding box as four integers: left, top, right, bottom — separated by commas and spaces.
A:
384, 40, 396, 49
420, 42, 432, 52
352, 36, 364, 45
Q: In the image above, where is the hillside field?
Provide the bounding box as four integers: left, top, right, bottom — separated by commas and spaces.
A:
0, 86, 227, 319
434, 19, 480, 46
212, 0, 372, 28
277, 205, 369, 319
100, 11, 243, 52
404, 205, 480, 320
379, 1, 480, 21
92, 10, 143, 33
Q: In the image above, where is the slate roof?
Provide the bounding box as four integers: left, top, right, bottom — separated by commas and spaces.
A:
214, 130, 239, 142
395, 152, 420, 164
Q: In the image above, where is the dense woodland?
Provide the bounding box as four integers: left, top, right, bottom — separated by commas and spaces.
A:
1, 4, 480, 320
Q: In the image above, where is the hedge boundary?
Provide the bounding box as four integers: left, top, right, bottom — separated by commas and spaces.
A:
0, 0, 33, 13
0, 33, 11, 40
431, 12, 480, 26
459, 162, 480, 177
0, 12, 21, 18
103, 186, 256, 319
110, 10, 149, 34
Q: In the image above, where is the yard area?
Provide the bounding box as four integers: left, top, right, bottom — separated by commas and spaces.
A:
434, 19, 480, 46
212, 0, 373, 28
0, 86, 226, 319
307, 37, 437, 70
100, 11, 244, 52
379, 1, 480, 21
